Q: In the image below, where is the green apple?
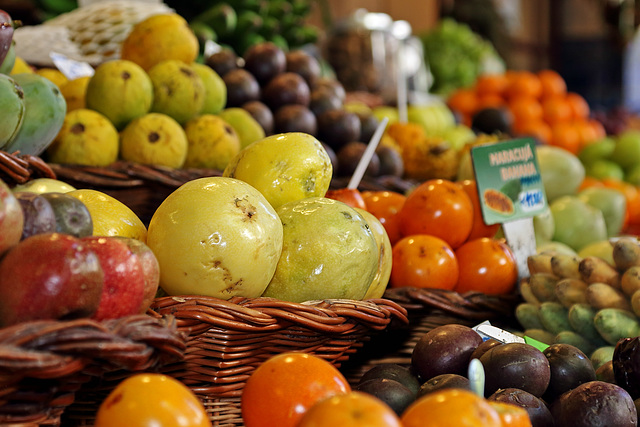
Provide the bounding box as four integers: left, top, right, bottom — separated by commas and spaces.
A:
223, 132, 333, 210
537, 145, 585, 202
610, 129, 640, 171
146, 176, 283, 299
550, 195, 608, 251
586, 159, 625, 181
262, 197, 378, 303
578, 137, 615, 166
577, 187, 627, 237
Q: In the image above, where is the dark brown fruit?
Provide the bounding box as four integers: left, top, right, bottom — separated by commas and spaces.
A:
596, 360, 616, 384
309, 86, 343, 117
285, 49, 322, 86
411, 324, 483, 382
312, 77, 346, 102
243, 41, 286, 85
40, 192, 93, 238
357, 111, 380, 143
223, 68, 261, 108
317, 109, 362, 151
375, 145, 404, 177
489, 388, 554, 427
480, 342, 551, 398
242, 100, 274, 135
205, 48, 239, 77
273, 104, 317, 135
469, 338, 503, 362
354, 378, 415, 416
417, 373, 471, 398
336, 141, 380, 178
14, 192, 57, 240
358, 363, 420, 396
261, 72, 310, 110
321, 142, 338, 174
542, 343, 597, 402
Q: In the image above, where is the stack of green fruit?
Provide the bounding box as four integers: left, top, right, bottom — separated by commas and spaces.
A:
188, 0, 318, 57
516, 237, 640, 370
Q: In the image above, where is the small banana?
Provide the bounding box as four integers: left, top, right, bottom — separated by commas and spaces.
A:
621, 266, 640, 297
550, 254, 582, 280
585, 282, 632, 312
519, 277, 541, 305
579, 256, 621, 288
529, 273, 559, 303
555, 278, 588, 308
527, 253, 554, 276
612, 237, 640, 271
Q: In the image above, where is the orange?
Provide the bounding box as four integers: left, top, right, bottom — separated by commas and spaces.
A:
456, 179, 501, 241
475, 73, 510, 97
578, 176, 605, 191
390, 234, 459, 290
401, 388, 502, 427
297, 391, 402, 427
566, 92, 590, 120
477, 93, 506, 110
537, 69, 567, 99
241, 352, 351, 427
397, 179, 474, 249
361, 190, 406, 246
454, 237, 518, 295
512, 119, 552, 145
573, 119, 600, 149
588, 118, 607, 140
542, 96, 573, 125
505, 71, 543, 100
447, 88, 479, 117
487, 401, 533, 427
508, 96, 544, 124
549, 121, 581, 154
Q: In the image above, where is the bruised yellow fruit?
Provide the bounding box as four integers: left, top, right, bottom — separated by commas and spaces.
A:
67, 189, 147, 242
183, 114, 240, 170
192, 63, 226, 115
148, 60, 205, 125
121, 13, 199, 71
120, 113, 188, 169
85, 59, 153, 130
47, 109, 119, 166
35, 68, 68, 88
60, 76, 90, 112
218, 107, 265, 149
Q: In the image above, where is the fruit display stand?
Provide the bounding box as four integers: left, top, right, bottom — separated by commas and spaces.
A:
0, 314, 186, 426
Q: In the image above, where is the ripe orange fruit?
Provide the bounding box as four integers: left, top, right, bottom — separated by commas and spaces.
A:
475, 73, 510, 97
390, 234, 459, 290
565, 92, 590, 120
537, 69, 567, 99
542, 96, 573, 125
476, 93, 506, 110
512, 119, 552, 145
361, 191, 406, 246
573, 119, 600, 149
397, 179, 474, 249
454, 237, 518, 295
456, 179, 501, 241
241, 353, 351, 427
488, 401, 533, 427
297, 391, 402, 427
505, 71, 543, 100
447, 88, 479, 117
401, 388, 502, 427
549, 121, 581, 154
602, 178, 640, 226
508, 96, 544, 124
588, 119, 607, 140
325, 188, 367, 210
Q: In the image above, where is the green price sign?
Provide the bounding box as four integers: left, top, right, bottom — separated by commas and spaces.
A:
471, 138, 547, 225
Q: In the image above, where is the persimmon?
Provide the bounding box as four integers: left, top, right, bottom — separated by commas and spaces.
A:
537, 69, 567, 99
361, 190, 406, 246
456, 179, 501, 241
325, 188, 367, 210
454, 237, 519, 295
488, 401, 533, 427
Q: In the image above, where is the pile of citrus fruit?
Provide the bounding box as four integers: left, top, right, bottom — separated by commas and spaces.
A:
447, 70, 606, 155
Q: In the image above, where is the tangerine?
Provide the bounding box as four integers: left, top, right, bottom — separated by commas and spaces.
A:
390, 234, 459, 290
512, 119, 552, 145
401, 388, 502, 427
454, 237, 518, 295
397, 179, 474, 249
297, 391, 402, 427
549, 121, 581, 154
361, 191, 406, 245
542, 96, 573, 125
241, 352, 351, 427
537, 69, 567, 99
505, 71, 543, 100
447, 88, 479, 117
566, 92, 590, 120
508, 96, 544, 124
475, 73, 510, 97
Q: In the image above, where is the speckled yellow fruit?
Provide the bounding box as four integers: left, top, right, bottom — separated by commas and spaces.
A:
120, 13, 199, 71
355, 208, 392, 299
218, 107, 265, 149
60, 76, 90, 112
223, 132, 333, 209
120, 113, 188, 169
35, 68, 68, 88
67, 189, 147, 242
262, 197, 378, 302
85, 59, 153, 130
192, 63, 226, 115
148, 60, 205, 125
11, 178, 76, 194
46, 109, 119, 166
183, 114, 240, 170
146, 177, 283, 299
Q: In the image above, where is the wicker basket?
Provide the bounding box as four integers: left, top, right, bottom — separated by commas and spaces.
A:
0, 314, 186, 426
61, 296, 408, 426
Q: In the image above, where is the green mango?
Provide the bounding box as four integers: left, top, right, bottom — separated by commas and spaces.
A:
0, 73, 25, 149
4, 73, 65, 156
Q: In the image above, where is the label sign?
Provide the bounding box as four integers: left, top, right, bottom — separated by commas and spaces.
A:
471, 138, 547, 225
50, 52, 95, 80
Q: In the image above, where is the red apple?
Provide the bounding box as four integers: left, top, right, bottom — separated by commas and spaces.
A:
82, 236, 146, 320
0, 233, 104, 326
0, 179, 23, 255
112, 236, 160, 313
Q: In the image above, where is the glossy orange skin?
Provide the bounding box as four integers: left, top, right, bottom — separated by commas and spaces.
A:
361, 190, 406, 245
325, 188, 367, 210
390, 234, 459, 290
454, 238, 518, 295
456, 180, 501, 241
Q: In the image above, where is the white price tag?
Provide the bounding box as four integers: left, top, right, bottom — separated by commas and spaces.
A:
49, 52, 94, 80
